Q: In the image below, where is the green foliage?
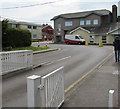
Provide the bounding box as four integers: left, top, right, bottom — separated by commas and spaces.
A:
2, 19, 32, 50
11, 46, 50, 51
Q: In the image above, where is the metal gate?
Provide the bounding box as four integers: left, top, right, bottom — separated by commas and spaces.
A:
27, 66, 64, 108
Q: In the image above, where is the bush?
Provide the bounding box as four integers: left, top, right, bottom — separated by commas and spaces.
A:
2, 20, 32, 49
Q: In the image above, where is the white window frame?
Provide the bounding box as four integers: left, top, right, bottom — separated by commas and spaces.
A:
93, 19, 98, 25
80, 20, 84, 25
86, 20, 91, 25
65, 21, 73, 26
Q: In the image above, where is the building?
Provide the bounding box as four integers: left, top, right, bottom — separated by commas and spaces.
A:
42, 25, 54, 41
8, 20, 42, 40
51, 2, 120, 44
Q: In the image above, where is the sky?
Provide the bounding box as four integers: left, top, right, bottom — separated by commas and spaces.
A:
0, 0, 120, 27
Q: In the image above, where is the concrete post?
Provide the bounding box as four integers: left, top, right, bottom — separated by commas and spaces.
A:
27, 75, 41, 107
108, 90, 115, 108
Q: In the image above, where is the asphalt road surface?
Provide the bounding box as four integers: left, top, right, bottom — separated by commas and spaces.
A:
2, 43, 113, 107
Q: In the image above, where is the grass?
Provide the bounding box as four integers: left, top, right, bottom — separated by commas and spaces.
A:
11, 46, 50, 51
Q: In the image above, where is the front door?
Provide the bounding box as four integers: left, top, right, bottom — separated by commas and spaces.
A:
56, 35, 62, 43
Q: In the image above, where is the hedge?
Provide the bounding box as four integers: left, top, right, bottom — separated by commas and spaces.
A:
2, 25, 32, 49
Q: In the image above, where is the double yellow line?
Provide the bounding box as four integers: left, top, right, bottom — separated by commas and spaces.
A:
65, 53, 113, 93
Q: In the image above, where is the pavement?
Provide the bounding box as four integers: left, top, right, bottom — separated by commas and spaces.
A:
62, 54, 119, 108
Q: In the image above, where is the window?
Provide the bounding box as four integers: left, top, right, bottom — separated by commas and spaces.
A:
65, 21, 72, 26
33, 26, 37, 29
75, 36, 80, 39
86, 20, 91, 25
58, 24, 61, 31
93, 19, 98, 25
80, 20, 84, 25
89, 36, 94, 43
102, 36, 106, 43
28, 25, 32, 29
32, 34, 37, 39
12, 24, 17, 28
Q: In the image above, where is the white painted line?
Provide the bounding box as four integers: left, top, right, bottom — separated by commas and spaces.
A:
46, 56, 71, 65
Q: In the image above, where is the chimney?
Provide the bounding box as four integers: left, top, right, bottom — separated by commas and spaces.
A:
112, 5, 117, 22
118, 1, 120, 22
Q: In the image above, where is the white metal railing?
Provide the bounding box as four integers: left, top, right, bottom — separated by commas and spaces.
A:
27, 66, 64, 108
0, 50, 33, 75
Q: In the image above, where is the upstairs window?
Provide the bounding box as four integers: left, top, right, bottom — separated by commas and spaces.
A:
33, 26, 37, 29
28, 25, 32, 29
65, 21, 72, 26
86, 20, 91, 25
93, 19, 98, 25
80, 20, 84, 25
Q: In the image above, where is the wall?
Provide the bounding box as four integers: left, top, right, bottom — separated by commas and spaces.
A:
71, 29, 90, 41
107, 35, 114, 44
20, 25, 42, 40
94, 35, 114, 44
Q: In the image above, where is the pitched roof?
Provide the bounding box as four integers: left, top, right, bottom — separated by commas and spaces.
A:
69, 22, 120, 35
107, 22, 120, 34
84, 25, 110, 35
8, 20, 42, 27
51, 9, 111, 20
70, 27, 90, 34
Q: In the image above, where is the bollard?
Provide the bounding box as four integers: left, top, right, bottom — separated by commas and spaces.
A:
99, 41, 103, 47
108, 90, 115, 108
85, 41, 89, 46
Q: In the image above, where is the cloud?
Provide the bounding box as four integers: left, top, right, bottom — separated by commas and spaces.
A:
1, 0, 119, 27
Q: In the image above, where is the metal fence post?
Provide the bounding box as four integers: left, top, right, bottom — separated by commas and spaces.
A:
108, 90, 115, 108
27, 75, 41, 107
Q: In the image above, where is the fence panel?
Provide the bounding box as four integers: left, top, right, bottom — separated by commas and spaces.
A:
27, 66, 64, 108
0, 50, 33, 75
41, 66, 64, 107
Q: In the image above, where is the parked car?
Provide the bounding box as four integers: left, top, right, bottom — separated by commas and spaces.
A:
64, 34, 85, 45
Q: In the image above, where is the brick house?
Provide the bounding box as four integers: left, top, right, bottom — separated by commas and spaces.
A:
42, 25, 54, 41
51, 3, 120, 44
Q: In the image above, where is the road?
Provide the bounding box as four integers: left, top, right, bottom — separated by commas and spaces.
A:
2, 43, 113, 107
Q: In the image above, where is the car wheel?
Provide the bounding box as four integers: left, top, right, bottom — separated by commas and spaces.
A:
66, 42, 69, 44
78, 42, 81, 45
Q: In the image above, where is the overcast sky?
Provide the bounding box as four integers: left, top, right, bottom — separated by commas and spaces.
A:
0, 0, 119, 27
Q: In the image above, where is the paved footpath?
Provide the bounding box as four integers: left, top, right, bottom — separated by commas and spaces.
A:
62, 55, 119, 108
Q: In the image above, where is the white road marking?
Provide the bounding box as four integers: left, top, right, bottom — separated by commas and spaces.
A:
46, 56, 71, 65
